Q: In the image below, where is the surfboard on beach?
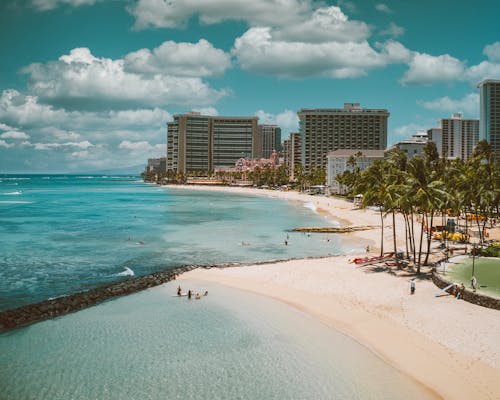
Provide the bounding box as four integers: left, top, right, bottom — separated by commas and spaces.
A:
434, 283, 455, 297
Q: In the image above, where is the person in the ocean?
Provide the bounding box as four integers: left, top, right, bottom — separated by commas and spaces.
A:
195, 293, 201, 300
187, 290, 192, 300
204, 291, 208, 296
177, 286, 182, 296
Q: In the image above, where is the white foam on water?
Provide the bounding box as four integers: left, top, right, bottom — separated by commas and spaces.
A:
48, 294, 68, 300
303, 201, 317, 213
0, 200, 32, 204
3, 191, 22, 195
116, 267, 135, 276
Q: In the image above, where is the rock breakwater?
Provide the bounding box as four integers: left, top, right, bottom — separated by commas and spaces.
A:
0, 255, 333, 332
292, 225, 378, 233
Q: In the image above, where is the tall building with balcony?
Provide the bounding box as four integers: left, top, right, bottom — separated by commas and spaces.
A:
167, 112, 210, 173
283, 132, 302, 179
298, 103, 389, 170
255, 125, 282, 159
166, 112, 258, 174
212, 117, 258, 169
478, 79, 500, 160
439, 113, 479, 160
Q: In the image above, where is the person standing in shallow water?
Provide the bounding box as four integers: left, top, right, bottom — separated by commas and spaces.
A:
410, 279, 416, 295
187, 290, 192, 300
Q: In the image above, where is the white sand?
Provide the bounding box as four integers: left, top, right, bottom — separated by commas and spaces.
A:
166, 184, 500, 400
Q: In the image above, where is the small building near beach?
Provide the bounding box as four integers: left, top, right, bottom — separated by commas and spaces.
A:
327, 149, 384, 194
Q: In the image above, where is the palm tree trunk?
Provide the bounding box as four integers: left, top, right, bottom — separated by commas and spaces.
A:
417, 214, 425, 273
463, 208, 468, 245
403, 212, 410, 260
475, 208, 482, 244
379, 208, 384, 257
424, 210, 434, 265
392, 210, 398, 265
410, 210, 416, 262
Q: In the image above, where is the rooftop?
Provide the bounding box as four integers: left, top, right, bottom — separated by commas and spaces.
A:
477, 79, 500, 87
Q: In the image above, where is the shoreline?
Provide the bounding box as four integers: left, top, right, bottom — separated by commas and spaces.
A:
165, 184, 500, 400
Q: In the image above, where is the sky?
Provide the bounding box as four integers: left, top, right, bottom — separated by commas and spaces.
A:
1, 0, 499, 173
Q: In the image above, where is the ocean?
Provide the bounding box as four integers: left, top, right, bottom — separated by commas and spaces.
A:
0, 175, 435, 399
0, 175, 347, 311
0, 280, 435, 400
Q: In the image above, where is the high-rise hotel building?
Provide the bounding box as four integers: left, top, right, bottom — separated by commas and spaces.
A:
283, 132, 302, 178
166, 112, 258, 174
255, 125, 282, 159
297, 103, 389, 170
478, 79, 500, 160
437, 113, 479, 160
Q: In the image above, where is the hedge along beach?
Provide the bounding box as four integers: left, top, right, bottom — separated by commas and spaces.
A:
166, 184, 500, 400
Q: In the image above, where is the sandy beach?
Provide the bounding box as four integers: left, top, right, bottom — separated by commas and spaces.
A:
166, 184, 500, 400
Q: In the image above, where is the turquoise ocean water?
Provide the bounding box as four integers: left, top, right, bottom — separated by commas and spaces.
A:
0, 175, 349, 311
0, 175, 435, 399
0, 281, 436, 400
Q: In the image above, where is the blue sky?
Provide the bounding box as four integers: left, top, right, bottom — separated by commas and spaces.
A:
1, 0, 499, 173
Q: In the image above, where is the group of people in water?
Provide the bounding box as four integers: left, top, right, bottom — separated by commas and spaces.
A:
177, 286, 208, 300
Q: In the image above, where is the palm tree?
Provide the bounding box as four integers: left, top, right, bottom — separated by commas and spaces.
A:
405, 156, 446, 271
355, 159, 392, 257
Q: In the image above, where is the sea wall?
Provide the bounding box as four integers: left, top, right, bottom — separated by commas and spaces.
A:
0, 255, 331, 332
432, 267, 500, 310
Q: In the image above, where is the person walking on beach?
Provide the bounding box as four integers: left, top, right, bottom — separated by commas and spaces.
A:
410, 279, 416, 295
366, 245, 370, 253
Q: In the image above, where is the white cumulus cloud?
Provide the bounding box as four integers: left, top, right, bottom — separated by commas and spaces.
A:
418, 93, 479, 117
375, 3, 393, 13
0, 131, 30, 140
465, 61, 500, 82
124, 39, 231, 77
34, 140, 94, 150
21, 47, 228, 110
233, 26, 388, 79
128, 0, 313, 30
70, 150, 90, 159
0, 140, 14, 148
380, 22, 405, 37
483, 41, 500, 62
400, 53, 465, 85
255, 109, 299, 135
31, 0, 100, 11
273, 6, 370, 44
